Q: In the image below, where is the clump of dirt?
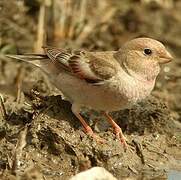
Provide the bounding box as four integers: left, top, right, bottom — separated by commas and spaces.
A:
113, 96, 176, 135
0, 86, 180, 179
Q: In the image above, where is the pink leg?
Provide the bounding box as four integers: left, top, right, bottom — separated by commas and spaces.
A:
74, 112, 94, 136
104, 112, 127, 148
72, 104, 104, 143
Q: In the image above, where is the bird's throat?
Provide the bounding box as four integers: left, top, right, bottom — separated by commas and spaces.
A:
121, 61, 159, 84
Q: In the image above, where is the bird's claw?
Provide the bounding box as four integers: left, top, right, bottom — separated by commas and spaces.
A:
115, 128, 128, 150
84, 126, 105, 144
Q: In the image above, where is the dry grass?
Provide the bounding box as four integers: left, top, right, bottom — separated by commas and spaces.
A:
34, 0, 116, 48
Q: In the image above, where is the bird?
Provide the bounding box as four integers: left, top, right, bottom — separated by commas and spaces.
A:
6, 37, 173, 148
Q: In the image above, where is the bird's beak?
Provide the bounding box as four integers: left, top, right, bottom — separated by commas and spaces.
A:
158, 50, 173, 64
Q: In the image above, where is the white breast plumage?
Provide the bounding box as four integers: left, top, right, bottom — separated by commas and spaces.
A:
109, 71, 155, 107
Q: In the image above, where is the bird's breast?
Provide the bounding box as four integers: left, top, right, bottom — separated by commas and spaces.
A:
107, 73, 156, 109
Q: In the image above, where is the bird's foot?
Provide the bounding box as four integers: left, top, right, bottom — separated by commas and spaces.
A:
84, 126, 105, 144
103, 112, 128, 149
114, 126, 128, 149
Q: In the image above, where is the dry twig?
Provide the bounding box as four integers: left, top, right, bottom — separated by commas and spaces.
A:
0, 94, 7, 120
14, 66, 24, 104
34, 1, 47, 53
11, 125, 28, 175
132, 139, 145, 164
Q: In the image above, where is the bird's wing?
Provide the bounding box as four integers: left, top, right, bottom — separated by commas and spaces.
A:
43, 46, 119, 84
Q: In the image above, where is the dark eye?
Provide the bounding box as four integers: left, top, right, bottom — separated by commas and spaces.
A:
144, 48, 152, 55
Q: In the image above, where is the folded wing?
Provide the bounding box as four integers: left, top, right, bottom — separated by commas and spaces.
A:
43, 46, 119, 84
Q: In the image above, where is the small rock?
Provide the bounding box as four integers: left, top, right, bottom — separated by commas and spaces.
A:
70, 167, 117, 180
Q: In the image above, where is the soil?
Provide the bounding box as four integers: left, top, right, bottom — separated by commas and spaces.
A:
0, 0, 181, 179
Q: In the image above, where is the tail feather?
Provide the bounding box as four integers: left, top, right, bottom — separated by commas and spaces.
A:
6, 54, 48, 67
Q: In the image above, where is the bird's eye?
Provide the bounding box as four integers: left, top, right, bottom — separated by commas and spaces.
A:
143, 48, 152, 55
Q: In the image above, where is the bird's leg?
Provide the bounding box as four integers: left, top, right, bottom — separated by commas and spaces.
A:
103, 112, 127, 148
73, 111, 94, 136
72, 104, 104, 143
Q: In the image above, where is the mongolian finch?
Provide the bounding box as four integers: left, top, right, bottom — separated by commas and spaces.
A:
7, 37, 173, 148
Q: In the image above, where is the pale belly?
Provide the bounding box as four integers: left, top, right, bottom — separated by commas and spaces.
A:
52, 72, 155, 112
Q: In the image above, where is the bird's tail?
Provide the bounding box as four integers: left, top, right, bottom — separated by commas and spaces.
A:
6, 54, 48, 68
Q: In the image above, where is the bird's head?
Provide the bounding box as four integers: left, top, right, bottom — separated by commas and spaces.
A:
115, 37, 173, 81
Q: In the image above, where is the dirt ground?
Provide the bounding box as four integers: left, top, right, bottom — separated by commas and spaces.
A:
0, 0, 181, 179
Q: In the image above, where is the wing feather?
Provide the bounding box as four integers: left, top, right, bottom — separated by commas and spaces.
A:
43, 47, 119, 84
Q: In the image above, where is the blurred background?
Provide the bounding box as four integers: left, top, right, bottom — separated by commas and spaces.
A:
0, 0, 181, 179
1, 0, 181, 121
